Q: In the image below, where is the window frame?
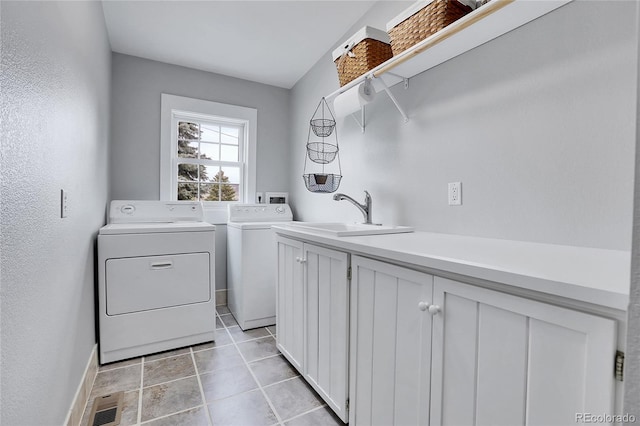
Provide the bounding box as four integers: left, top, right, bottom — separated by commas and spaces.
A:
160, 94, 257, 210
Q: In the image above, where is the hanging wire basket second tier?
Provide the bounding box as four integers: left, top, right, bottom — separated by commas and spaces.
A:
303, 173, 342, 193
307, 142, 339, 164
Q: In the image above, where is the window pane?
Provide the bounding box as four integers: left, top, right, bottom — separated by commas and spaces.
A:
178, 163, 200, 181
205, 184, 221, 201
178, 122, 200, 140
178, 140, 199, 158
208, 167, 238, 201
199, 183, 215, 201
221, 127, 239, 144
200, 123, 220, 142
220, 145, 238, 162
203, 183, 237, 202
202, 164, 218, 183
205, 183, 238, 201
178, 182, 198, 200
229, 184, 239, 201
221, 167, 240, 184
200, 142, 219, 161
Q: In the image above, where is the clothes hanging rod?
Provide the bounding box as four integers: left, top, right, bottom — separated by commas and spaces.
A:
325, 73, 375, 102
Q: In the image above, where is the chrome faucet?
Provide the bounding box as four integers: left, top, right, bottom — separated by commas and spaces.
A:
333, 190, 373, 224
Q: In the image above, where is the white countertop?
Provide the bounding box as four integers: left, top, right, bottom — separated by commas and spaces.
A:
273, 225, 631, 311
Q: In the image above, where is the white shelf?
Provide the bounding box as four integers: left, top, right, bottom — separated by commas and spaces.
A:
326, 0, 573, 101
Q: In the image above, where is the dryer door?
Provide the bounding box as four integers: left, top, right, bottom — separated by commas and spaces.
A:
106, 253, 211, 315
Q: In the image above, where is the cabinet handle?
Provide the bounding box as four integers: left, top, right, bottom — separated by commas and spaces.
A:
428, 305, 441, 315
418, 301, 429, 311
150, 261, 173, 270
295, 257, 307, 264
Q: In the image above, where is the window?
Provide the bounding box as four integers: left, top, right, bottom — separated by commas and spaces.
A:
176, 117, 243, 201
160, 94, 257, 207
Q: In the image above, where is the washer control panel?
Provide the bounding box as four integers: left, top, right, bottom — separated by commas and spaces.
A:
228, 204, 293, 222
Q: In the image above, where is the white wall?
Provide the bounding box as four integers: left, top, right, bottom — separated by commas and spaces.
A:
624, 2, 640, 417
0, 1, 111, 424
290, 0, 637, 251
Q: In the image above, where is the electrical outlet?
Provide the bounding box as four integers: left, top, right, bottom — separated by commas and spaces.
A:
448, 182, 462, 206
60, 189, 68, 218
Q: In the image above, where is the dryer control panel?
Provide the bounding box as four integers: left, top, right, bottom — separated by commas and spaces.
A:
109, 200, 204, 223
228, 204, 293, 222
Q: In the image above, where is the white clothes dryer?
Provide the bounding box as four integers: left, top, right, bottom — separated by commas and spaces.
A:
98, 200, 216, 363
227, 204, 293, 330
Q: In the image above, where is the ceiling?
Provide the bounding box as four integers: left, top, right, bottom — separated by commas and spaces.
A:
101, 1, 379, 89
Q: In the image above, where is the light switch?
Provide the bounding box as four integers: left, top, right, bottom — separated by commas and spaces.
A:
61, 189, 68, 218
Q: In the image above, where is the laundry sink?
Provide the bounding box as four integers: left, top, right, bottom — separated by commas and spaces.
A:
289, 222, 414, 237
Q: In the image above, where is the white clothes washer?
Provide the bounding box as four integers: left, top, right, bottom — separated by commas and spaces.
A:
98, 200, 216, 363
227, 203, 293, 330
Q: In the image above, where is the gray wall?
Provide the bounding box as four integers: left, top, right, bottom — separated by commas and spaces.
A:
110, 53, 291, 203
290, 0, 637, 251
0, 1, 111, 424
110, 53, 291, 291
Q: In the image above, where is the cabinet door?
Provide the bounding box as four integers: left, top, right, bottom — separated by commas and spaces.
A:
304, 243, 350, 423
350, 256, 434, 426
431, 277, 617, 426
275, 236, 304, 372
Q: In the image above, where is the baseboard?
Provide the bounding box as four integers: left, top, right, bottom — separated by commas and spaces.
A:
216, 289, 227, 306
65, 344, 98, 426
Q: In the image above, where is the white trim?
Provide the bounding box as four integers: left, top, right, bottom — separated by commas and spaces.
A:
160, 94, 257, 206
64, 344, 98, 426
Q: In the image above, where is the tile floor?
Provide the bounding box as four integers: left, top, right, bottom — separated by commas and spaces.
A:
81, 306, 342, 426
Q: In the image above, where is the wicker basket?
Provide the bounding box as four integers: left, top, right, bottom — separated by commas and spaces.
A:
332, 27, 393, 87
387, 0, 473, 56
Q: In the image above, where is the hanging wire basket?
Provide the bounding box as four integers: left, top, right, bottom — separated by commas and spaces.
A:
309, 98, 336, 137
310, 118, 336, 137
307, 142, 339, 164
302, 97, 342, 193
303, 173, 342, 193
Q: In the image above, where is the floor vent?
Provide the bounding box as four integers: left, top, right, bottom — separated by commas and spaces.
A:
88, 391, 124, 426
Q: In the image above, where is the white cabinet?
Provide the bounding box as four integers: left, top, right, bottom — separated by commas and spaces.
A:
275, 236, 350, 423
350, 256, 617, 426
431, 277, 617, 426
349, 256, 434, 426
276, 236, 304, 371
304, 243, 350, 422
